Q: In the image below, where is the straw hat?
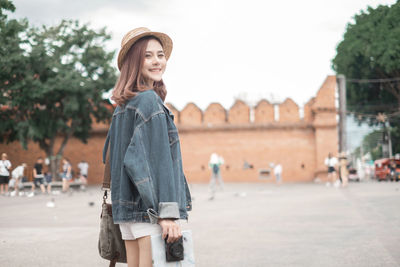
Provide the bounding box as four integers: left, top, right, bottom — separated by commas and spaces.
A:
117, 27, 173, 70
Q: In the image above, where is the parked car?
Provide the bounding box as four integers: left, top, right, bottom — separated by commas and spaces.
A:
374, 158, 400, 181
348, 168, 360, 182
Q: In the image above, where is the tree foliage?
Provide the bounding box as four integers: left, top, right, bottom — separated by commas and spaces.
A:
332, 1, 400, 155
0, 1, 117, 177
0, 0, 29, 141
332, 2, 400, 123
355, 130, 383, 160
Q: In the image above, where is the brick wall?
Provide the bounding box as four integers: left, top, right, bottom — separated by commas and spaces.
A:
228, 100, 250, 124
254, 100, 274, 123
279, 98, 300, 123
203, 103, 227, 126
0, 76, 338, 184
180, 103, 202, 126
0, 133, 105, 183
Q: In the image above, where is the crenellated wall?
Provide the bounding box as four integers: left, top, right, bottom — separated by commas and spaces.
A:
0, 76, 338, 184
163, 76, 338, 183
179, 102, 202, 126
228, 100, 250, 124
278, 98, 300, 122
203, 103, 227, 126
254, 99, 274, 123
166, 76, 335, 129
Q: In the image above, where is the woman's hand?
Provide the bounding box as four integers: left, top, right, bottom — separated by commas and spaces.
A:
158, 219, 181, 243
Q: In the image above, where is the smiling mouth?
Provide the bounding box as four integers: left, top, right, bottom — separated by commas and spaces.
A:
149, 68, 162, 72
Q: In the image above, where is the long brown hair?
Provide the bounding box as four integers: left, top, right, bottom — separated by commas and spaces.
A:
111, 36, 167, 106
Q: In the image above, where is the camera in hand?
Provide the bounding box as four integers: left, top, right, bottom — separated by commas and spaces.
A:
165, 236, 184, 262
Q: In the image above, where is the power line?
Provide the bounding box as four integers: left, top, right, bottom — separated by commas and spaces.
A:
347, 103, 398, 108
347, 110, 400, 120
347, 77, 400, 83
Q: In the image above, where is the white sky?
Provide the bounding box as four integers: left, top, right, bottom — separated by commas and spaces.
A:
9, 0, 397, 110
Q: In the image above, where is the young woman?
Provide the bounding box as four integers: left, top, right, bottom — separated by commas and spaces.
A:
0, 153, 11, 195
325, 153, 338, 186
103, 27, 192, 267
61, 158, 72, 192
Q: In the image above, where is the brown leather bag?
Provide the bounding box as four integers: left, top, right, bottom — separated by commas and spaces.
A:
98, 143, 127, 267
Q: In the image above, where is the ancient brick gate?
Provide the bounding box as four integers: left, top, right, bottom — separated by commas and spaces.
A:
0, 76, 337, 184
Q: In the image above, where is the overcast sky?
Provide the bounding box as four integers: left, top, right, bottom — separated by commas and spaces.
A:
8, 0, 397, 111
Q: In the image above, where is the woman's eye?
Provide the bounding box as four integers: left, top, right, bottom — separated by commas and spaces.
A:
158, 53, 165, 58
145, 54, 152, 58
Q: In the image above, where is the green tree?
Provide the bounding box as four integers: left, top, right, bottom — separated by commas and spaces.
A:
0, 2, 117, 178
355, 130, 383, 160
0, 0, 29, 137
389, 125, 400, 156
332, 1, 400, 155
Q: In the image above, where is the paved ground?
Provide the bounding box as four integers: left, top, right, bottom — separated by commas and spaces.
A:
0, 181, 399, 267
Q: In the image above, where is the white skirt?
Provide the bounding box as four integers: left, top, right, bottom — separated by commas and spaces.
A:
119, 222, 162, 240
119, 220, 188, 241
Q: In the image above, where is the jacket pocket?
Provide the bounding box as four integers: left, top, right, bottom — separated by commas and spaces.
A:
163, 104, 180, 161
168, 129, 180, 163
168, 130, 179, 146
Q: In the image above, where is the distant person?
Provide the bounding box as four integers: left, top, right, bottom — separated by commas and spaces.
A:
338, 153, 348, 187
324, 153, 338, 186
208, 153, 224, 200
32, 157, 46, 194
389, 160, 396, 181
43, 157, 52, 193
44, 171, 52, 195
0, 153, 12, 195
77, 160, 89, 185
9, 163, 27, 197
61, 158, 72, 193
274, 163, 283, 184
243, 160, 254, 170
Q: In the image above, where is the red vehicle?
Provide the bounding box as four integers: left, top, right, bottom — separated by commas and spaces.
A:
374, 158, 400, 181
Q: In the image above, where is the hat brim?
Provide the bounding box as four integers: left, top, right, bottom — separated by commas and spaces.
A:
117, 31, 173, 71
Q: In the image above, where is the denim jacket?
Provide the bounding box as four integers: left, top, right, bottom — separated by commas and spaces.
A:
102, 89, 192, 224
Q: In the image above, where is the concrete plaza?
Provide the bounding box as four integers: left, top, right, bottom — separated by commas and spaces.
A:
0, 181, 399, 267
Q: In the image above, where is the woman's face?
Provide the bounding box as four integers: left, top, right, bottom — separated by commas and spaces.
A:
141, 39, 166, 87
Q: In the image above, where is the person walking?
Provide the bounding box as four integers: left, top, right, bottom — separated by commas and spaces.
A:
0, 153, 12, 195
208, 153, 224, 200
103, 27, 192, 267
273, 163, 283, 184
324, 153, 338, 187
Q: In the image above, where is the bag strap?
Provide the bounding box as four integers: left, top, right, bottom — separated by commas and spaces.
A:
109, 253, 119, 267
100, 134, 120, 267
102, 142, 111, 190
